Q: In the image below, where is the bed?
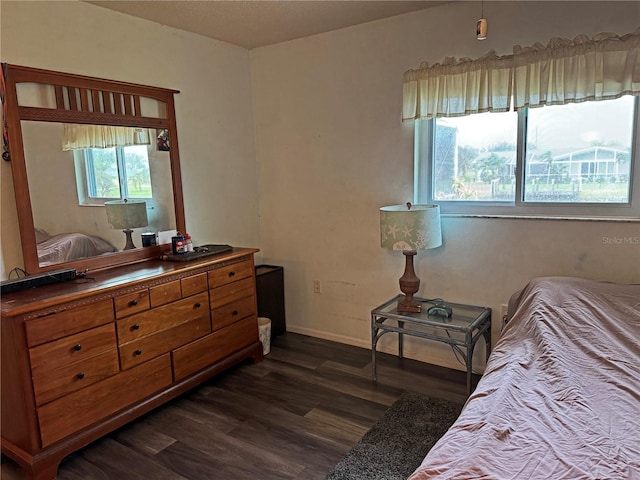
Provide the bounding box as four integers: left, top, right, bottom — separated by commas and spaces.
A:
409, 276, 640, 480
36, 229, 117, 266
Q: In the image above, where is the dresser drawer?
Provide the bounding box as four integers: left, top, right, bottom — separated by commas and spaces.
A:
181, 273, 208, 297
25, 299, 114, 347
210, 276, 255, 310
172, 316, 259, 381
117, 292, 209, 345
208, 259, 253, 288
33, 349, 120, 406
29, 323, 117, 376
211, 294, 256, 331
150, 280, 181, 307
38, 354, 172, 447
114, 290, 150, 319
119, 315, 211, 370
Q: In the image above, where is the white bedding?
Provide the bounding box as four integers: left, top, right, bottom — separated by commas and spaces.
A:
37, 231, 117, 265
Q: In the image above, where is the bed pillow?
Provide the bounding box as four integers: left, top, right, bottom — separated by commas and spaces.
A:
34, 228, 51, 244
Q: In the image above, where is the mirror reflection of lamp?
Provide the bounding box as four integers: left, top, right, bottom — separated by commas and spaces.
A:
105, 199, 148, 250
380, 203, 442, 314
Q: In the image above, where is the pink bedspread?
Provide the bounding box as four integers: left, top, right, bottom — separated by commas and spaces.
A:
409, 277, 640, 480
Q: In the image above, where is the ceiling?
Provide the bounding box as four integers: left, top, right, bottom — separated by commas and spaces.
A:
86, 1, 449, 49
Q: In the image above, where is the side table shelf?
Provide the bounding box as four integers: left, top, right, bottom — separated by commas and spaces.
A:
371, 295, 491, 395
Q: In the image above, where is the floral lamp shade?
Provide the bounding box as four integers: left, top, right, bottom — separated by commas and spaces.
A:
105, 200, 148, 230
105, 199, 148, 250
380, 203, 442, 252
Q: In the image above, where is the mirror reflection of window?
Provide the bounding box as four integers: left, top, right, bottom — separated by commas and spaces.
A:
63, 124, 154, 205
78, 146, 153, 202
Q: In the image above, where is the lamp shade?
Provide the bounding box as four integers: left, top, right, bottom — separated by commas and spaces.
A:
105, 200, 148, 230
380, 203, 442, 251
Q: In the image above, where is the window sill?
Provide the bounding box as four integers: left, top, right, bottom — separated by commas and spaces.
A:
442, 213, 640, 222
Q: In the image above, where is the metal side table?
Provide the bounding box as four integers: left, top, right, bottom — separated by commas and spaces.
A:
371, 295, 491, 395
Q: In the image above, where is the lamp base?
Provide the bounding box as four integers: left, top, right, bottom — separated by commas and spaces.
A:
397, 250, 422, 314
397, 296, 422, 313
122, 229, 137, 250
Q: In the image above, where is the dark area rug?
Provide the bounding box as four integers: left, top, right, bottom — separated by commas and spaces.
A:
326, 392, 463, 480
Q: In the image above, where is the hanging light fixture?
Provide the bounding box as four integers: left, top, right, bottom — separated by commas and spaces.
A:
476, 0, 487, 40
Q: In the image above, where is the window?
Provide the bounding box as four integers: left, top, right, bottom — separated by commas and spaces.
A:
76, 145, 153, 204
415, 96, 640, 218
405, 30, 639, 218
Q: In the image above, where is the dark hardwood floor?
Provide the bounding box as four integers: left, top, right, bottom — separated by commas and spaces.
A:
1, 333, 473, 480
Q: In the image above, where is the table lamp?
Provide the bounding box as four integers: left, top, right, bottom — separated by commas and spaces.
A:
380, 203, 442, 313
105, 199, 148, 250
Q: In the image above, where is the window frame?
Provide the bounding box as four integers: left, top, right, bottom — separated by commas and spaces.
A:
414, 97, 640, 220
75, 145, 153, 206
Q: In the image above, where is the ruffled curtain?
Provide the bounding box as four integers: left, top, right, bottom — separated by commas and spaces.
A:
512, 31, 640, 108
403, 51, 513, 120
402, 29, 640, 121
62, 125, 150, 151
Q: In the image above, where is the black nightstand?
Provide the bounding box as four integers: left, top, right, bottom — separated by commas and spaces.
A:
255, 265, 286, 337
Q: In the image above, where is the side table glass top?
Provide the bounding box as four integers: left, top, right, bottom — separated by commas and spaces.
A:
370, 295, 492, 395
371, 295, 489, 332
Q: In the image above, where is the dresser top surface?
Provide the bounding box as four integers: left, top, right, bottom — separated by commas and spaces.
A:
1, 247, 258, 316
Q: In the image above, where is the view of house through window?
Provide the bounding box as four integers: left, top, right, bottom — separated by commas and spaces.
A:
83, 145, 153, 201
427, 96, 635, 206
524, 97, 633, 203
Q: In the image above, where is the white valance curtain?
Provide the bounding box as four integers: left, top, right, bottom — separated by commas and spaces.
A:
402, 29, 640, 121
62, 124, 151, 151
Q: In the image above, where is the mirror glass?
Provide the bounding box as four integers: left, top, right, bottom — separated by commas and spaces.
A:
22, 120, 176, 268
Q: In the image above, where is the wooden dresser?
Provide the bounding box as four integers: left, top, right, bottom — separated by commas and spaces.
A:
1, 248, 263, 480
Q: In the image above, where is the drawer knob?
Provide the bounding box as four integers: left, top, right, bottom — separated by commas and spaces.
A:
73, 344, 82, 351
130, 299, 138, 306
232, 310, 239, 316
134, 349, 143, 356
194, 302, 201, 309
228, 271, 236, 277
77, 372, 85, 380
131, 324, 140, 331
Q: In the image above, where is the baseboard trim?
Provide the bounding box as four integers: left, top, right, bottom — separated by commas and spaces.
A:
284, 325, 484, 374
285, 325, 370, 350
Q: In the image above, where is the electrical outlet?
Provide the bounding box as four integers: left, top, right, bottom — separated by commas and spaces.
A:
313, 280, 322, 294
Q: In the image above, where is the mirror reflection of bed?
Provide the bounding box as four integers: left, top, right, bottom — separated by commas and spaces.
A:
35, 228, 117, 266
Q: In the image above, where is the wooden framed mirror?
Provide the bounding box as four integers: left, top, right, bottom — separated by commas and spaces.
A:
2, 64, 186, 274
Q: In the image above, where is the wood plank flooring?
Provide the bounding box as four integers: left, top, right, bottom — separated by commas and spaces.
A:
1, 332, 474, 480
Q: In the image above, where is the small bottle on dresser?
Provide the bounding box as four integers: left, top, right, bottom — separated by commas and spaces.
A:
171, 234, 187, 254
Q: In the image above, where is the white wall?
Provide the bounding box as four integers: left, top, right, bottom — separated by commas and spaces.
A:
250, 1, 640, 371
0, 0, 261, 277
1, 1, 638, 373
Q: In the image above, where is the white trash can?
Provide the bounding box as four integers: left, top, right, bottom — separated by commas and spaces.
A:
257, 317, 271, 355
